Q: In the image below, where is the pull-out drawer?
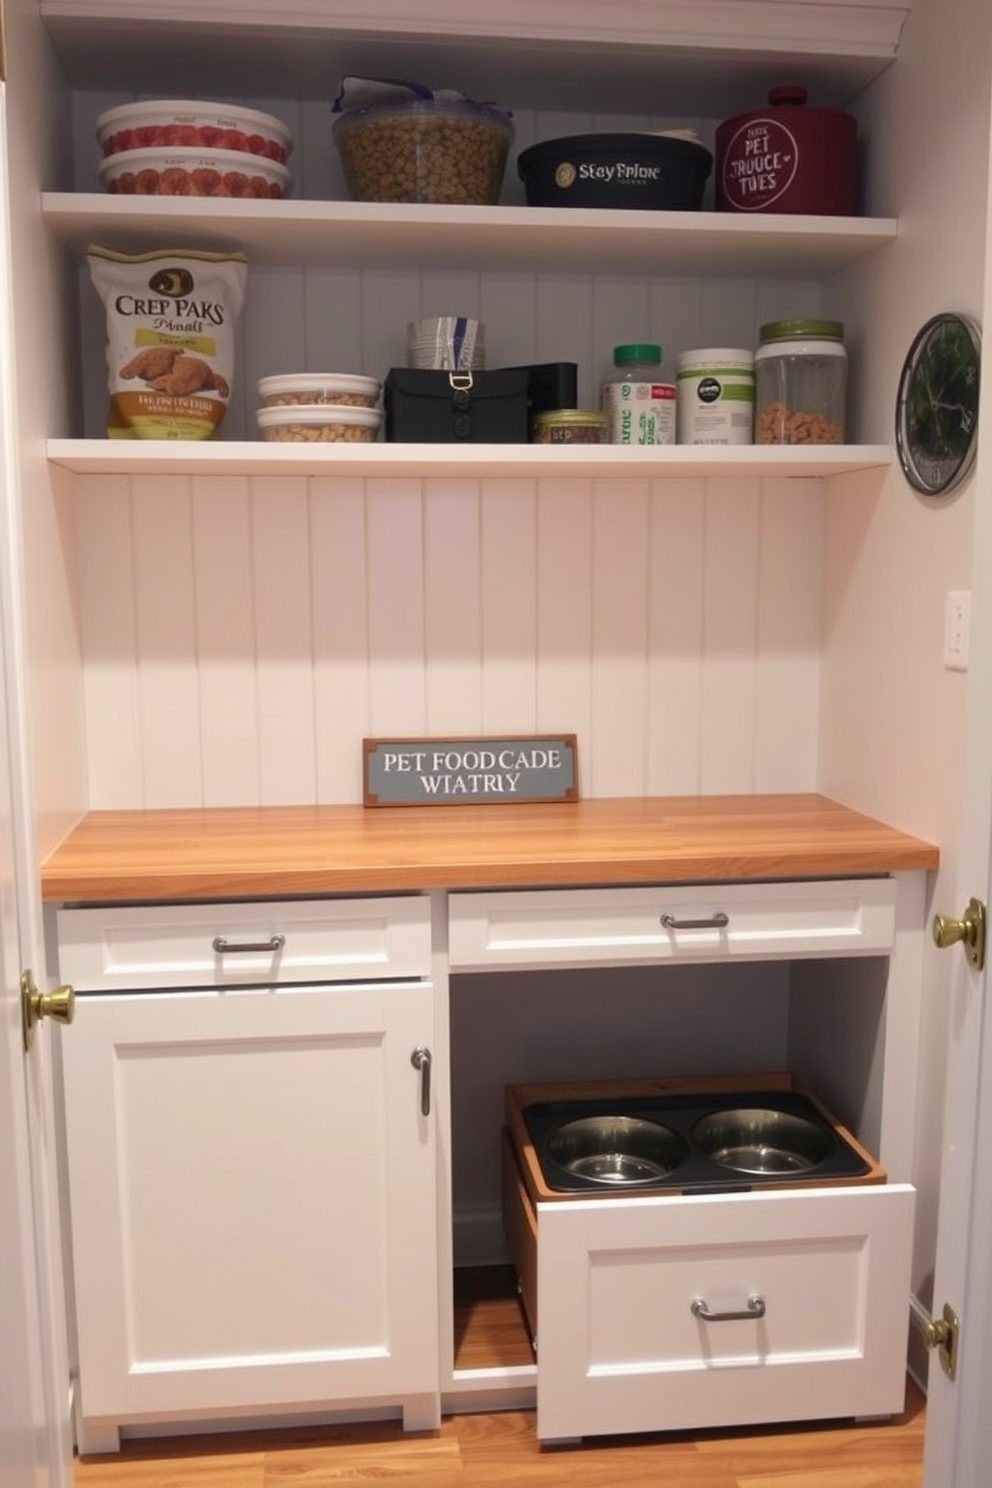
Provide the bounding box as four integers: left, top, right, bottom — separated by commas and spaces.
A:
502, 1136, 914, 1442
55, 896, 433, 990
449, 879, 896, 971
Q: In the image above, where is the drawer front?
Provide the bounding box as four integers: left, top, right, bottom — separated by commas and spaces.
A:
55, 897, 433, 990
448, 879, 896, 971
532, 1182, 914, 1441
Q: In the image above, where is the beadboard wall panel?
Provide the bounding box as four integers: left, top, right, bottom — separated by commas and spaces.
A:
645, 479, 706, 796
480, 480, 539, 735
74, 471, 824, 809
755, 477, 826, 793
192, 476, 261, 806
312, 478, 370, 803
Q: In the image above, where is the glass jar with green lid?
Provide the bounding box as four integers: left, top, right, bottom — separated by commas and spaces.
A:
754, 318, 846, 444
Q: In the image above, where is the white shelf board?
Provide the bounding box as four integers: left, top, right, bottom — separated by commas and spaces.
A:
40, 0, 908, 113
47, 440, 893, 480
45, 196, 898, 279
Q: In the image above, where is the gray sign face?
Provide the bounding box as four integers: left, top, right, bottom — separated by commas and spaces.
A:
363, 736, 578, 807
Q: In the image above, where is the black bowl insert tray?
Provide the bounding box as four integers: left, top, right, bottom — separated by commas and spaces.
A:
519, 1088, 872, 1194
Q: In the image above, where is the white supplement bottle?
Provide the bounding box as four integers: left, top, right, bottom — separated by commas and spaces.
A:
676, 348, 755, 445
602, 343, 677, 445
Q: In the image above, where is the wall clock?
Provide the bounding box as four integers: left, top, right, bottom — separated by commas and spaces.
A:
896, 312, 982, 497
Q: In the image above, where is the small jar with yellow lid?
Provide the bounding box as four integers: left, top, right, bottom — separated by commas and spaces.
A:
531, 409, 610, 444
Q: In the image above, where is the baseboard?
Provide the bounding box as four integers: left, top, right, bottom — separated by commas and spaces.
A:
453, 1203, 508, 1268
908, 1293, 932, 1396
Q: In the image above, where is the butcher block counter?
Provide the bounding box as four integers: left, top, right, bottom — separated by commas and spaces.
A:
40, 792, 938, 902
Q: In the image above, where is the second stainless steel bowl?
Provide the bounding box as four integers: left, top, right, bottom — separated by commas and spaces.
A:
692, 1107, 835, 1173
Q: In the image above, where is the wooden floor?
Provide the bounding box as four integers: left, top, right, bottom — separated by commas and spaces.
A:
73, 1268, 926, 1488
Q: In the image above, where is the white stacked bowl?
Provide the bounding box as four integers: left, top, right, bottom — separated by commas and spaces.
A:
407, 316, 485, 370
96, 99, 294, 164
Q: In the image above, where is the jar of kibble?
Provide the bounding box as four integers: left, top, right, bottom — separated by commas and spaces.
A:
754, 319, 847, 444
531, 409, 610, 444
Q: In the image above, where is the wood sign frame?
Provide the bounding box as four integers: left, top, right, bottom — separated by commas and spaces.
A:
363, 735, 578, 807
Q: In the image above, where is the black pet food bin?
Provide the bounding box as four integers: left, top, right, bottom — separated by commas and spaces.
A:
517, 132, 713, 211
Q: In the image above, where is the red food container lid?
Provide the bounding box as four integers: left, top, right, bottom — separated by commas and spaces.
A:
715, 86, 857, 216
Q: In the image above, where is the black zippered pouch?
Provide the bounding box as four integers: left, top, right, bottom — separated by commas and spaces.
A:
383, 368, 530, 443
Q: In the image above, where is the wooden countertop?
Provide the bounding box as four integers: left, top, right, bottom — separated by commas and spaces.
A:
40, 795, 939, 903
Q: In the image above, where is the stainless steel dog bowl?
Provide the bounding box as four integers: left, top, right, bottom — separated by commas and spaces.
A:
691, 1107, 835, 1174
546, 1114, 688, 1185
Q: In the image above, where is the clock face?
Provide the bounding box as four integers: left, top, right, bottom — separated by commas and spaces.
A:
896, 313, 982, 497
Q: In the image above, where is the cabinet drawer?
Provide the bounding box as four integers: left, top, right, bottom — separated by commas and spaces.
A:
503, 1138, 914, 1441
449, 879, 896, 971
55, 897, 433, 990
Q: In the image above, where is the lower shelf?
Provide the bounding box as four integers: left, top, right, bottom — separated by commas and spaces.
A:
47, 437, 893, 480
453, 1265, 534, 1372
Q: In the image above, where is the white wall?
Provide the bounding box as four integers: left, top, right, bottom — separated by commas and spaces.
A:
819, 0, 992, 1320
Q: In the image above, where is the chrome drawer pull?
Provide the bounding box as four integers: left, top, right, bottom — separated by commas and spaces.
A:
411, 1046, 432, 1116
660, 911, 730, 930
212, 934, 286, 955
691, 1294, 766, 1323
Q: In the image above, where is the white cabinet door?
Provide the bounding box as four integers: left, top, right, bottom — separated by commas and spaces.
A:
60, 980, 439, 1451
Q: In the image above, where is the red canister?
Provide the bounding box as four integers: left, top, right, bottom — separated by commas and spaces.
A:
715, 86, 857, 215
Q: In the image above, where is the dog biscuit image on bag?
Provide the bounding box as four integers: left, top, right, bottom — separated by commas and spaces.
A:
88, 244, 247, 439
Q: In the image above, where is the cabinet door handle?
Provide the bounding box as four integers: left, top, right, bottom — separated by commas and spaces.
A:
212, 934, 286, 954
660, 911, 730, 930
411, 1046, 432, 1116
691, 1294, 766, 1323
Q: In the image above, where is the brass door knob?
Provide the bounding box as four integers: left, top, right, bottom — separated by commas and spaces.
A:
932, 897, 986, 970
923, 1302, 959, 1380
21, 971, 75, 1051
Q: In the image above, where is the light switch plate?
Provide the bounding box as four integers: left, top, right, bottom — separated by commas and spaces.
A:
943, 590, 971, 671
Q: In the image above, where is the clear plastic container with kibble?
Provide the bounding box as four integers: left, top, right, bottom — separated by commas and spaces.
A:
332, 99, 514, 205
257, 373, 381, 409
754, 319, 847, 444
256, 405, 381, 442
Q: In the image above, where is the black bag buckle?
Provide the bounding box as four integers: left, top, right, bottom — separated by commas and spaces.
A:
449, 371, 474, 437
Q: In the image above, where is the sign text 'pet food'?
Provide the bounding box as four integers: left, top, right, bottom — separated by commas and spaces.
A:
363, 735, 578, 807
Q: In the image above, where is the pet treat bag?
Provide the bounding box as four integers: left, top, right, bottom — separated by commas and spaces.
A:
88, 245, 247, 439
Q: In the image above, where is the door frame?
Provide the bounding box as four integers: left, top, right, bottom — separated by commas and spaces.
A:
0, 53, 72, 1488
920, 59, 992, 1487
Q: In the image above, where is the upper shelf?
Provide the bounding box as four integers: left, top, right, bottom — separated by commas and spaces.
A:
44, 196, 898, 279
40, 0, 912, 113
47, 440, 892, 480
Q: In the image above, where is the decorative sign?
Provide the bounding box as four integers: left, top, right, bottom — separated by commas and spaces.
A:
363, 735, 578, 807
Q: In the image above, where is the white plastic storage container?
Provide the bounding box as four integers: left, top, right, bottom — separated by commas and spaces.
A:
676, 348, 754, 444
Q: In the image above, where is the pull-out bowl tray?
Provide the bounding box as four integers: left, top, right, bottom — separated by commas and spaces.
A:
506, 1072, 885, 1200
